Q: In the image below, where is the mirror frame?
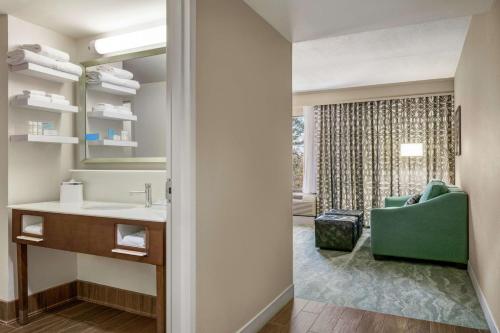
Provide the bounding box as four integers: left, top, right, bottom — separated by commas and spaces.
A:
79, 47, 167, 164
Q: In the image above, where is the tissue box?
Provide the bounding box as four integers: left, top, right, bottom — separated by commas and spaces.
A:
60, 179, 83, 204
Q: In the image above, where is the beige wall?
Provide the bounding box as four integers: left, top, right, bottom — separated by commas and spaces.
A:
293, 78, 454, 116
454, 0, 500, 328
1, 15, 78, 301
196, 0, 293, 332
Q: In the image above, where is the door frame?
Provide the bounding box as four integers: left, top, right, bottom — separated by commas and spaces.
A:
166, 0, 197, 332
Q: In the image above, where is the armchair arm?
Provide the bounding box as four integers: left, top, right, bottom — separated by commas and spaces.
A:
371, 192, 468, 264
384, 195, 411, 208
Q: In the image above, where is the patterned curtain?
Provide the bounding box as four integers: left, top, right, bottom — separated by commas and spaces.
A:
315, 95, 455, 224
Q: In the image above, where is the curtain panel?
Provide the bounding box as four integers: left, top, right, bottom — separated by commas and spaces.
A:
315, 94, 455, 223
302, 106, 317, 194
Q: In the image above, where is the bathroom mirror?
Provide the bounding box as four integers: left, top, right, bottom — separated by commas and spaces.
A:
80, 48, 166, 164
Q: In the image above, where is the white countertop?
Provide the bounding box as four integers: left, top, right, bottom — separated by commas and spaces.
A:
8, 201, 167, 223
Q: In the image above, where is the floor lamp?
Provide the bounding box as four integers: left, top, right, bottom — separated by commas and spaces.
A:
400, 143, 424, 194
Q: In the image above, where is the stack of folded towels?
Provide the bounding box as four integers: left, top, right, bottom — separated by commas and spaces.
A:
121, 230, 146, 248
92, 103, 132, 115
16, 89, 70, 105
86, 64, 140, 92
23, 222, 43, 235
6, 44, 82, 77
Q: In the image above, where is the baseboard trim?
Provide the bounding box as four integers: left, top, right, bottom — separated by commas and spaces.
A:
468, 263, 499, 333
236, 284, 294, 333
0, 281, 77, 324
76, 280, 156, 318
0, 280, 157, 323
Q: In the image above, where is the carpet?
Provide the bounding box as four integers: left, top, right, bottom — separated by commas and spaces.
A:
293, 224, 488, 329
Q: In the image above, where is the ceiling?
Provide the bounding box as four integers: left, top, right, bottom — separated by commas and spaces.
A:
293, 17, 471, 92
243, 0, 495, 92
243, 0, 494, 42
0, 0, 166, 38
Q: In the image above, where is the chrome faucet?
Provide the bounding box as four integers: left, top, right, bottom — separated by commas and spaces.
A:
130, 183, 152, 208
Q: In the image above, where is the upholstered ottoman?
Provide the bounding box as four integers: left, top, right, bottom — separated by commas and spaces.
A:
314, 214, 358, 251
325, 209, 364, 240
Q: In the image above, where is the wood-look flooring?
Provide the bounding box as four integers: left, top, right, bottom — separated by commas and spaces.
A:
260, 298, 490, 333
0, 301, 156, 333
0, 298, 489, 333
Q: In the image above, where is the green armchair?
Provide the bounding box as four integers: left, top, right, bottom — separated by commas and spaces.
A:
371, 181, 468, 265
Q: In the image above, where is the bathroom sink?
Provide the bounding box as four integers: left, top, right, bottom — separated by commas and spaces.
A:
9, 201, 167, 223
82, 202, 139, 210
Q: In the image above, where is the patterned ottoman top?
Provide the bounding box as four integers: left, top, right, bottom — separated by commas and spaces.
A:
315, 214, 358, 224
325, 209, 364, 216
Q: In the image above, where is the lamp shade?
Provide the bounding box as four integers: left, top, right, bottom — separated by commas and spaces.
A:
400, 143, 423, 157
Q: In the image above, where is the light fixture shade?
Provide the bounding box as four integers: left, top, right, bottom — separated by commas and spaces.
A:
400, 143, 424, 157
90, 25, 166, 55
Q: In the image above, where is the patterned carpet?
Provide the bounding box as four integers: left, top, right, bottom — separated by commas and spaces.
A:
293, 224, 488, 329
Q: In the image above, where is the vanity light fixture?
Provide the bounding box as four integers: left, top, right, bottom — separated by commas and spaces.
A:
90, 25, 166, 55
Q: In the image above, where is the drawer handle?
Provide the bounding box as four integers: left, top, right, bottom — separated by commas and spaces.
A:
17, 235, 44, 242
111, 248, 147, 257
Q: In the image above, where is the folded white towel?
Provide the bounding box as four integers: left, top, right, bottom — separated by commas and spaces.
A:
24, 223, 43, 235
46, 93, 66, 100
51, 98, 70, 105
23, 89, 46, 96
114, 108, 132, 114
93, 65, 134, 80
86, 70, 140, 90
16, 94, 51, 103
121, 231, 145, 248
92, 103, 132, 114
7, 49, 83, 77
93, 103, 115, 112
20, 44, 70, 62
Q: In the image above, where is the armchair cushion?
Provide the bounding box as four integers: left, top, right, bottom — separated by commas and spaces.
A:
419, 180, 449, 203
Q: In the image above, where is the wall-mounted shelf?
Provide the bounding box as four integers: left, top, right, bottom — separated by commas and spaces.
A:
9, 63, 79, 83
12, 97, 78, 114
88, 111, 137, 121
88, 139, 138, 147
87, 82, 136, 96
10, 134, 79, 144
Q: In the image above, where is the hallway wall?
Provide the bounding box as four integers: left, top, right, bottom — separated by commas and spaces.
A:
196, 0, 293, 331
454, 0, 500, 329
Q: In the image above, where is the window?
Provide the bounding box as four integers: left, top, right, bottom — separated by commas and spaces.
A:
292, 116, 304, 192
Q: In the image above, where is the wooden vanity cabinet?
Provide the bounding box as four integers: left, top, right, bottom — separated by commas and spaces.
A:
11, 209, 166, 333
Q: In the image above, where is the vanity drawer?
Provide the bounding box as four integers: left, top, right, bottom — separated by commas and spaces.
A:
12, 210, 165, 265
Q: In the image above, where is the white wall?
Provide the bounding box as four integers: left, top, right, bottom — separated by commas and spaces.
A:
2, 15, 78, 301
0, 15, 10, 302
71, 30, 168, 295
0, 14, 167, 303
71, 169, 166, 295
